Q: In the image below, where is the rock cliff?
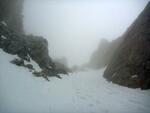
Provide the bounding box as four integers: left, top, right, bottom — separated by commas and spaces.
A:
103, 2, 150, 89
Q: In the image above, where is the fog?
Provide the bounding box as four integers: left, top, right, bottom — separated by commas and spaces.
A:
23, 0, 149, 67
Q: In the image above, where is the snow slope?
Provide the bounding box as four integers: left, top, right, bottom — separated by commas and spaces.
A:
0, 49, 150, 113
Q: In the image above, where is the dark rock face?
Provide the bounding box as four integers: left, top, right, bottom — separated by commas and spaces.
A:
0, 22, 29, 60
0, 21, 66, 80
0, 0, 28, 60
0, 22, 55, 69
0, 0, 24, 33
86, 38, 123, 69
25, 35, 55, 69
54, 57, 71, 74
103, 2, 150, 89
87, 39, 110, 69
10, 58, 34, 70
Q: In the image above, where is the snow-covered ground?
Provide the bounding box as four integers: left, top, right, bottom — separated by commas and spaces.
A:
0, 49, 150, 113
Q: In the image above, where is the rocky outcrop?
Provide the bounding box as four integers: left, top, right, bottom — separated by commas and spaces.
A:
0, 0, 68, 81
0, 21, 67, 81
103, 2, 150, 89
0, 0, 24, 33
87, 39, 110, 69
86, 38, 123, 69
54, 57, 71, 74
25, 35, 55, 69
0, 22, 29, 60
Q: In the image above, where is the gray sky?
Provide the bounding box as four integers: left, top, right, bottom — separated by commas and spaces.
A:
23, 0, 149, 67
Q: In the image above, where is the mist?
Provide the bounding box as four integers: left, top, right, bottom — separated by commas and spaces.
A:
23, 0, 148, 67
1, 0, 150, 112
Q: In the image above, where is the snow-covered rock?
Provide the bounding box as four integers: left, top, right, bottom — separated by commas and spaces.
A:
1, 21, 7, 26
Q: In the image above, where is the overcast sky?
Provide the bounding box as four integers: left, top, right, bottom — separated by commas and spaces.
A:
23, 0, 149, 67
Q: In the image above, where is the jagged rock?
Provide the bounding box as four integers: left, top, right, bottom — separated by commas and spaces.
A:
0, 22, 58, 70
32, 71, 50, 81
0, 0, 68, 81
0, 22, 67, 80
10, 58, 24, 66
86, 38, 110, 69
32, 71, 42, 77
0, 23, 30, 61
103, 2, 150, 89
86, 38, 123, 69
54, 57, 71, 74
10, 58, 34, 71
55, 69, 68, 75
33, 68, 62, 81
41, 69, 62, 79
24, 64, 34, 70
0, 0, 24, 33
24, 35, 55, 69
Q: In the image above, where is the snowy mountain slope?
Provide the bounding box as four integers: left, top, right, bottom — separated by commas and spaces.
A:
0, 49, 150, 113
